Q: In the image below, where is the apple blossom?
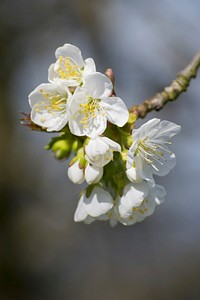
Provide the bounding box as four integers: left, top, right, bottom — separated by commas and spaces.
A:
118, 181, 150, 219
127, 118, 181, 185
48, 44, 96, 86
118, 183, 166, 226
74, 186, 113, 222
68, 72, 129, 138
29, 80, 70, 131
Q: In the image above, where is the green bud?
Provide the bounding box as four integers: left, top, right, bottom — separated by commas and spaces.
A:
79, 157, 87, 169
52, 140, 71, 159
128, 112, 137, 124
72, 139, 83, 152
69, 147, 87, 168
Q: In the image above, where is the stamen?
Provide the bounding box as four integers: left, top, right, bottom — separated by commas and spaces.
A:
56, 56, 82, 82
78, 96, 105, 128
135, 138, 166, 170
36, 90, 67, 117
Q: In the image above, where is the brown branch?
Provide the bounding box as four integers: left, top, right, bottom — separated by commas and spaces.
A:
105, 68, 116, 96
129, 50, 200, 118
20, 112, 46, 131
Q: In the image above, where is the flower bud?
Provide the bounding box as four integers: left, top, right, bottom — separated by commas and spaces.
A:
85, 164, 103, 184
72, 139, 83, 153
52, 140, 71, 159
126, 167, 143, 183
68, 160, 84, 184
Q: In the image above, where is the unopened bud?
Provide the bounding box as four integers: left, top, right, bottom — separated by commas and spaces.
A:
128, 112, 137, 124
52, 140, 71, 159
68, 160, 84, 184
72, 139, 82, 152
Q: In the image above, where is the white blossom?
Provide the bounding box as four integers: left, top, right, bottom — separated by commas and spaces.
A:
68, 72, 129, 138
74, 186, 113, 222
127, 118, 181, 185
83, 207, 119, 227
29, 80, 70, 131
118, 183, 166, 226
48, 44, 96, 86
85, 136, 121, 167
118, 181, 150, 219
67, 160, 84, 184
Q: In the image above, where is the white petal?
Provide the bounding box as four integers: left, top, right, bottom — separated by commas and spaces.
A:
83, 72, 113, 98
85, 137, 109, 160
85, 187, 113, 217
126, 139, 138, 169
85, 137, 120, 167
31, 103, 68, 131
84, 215, 96, 224
132, 118, 161, 140
118, 182, 149, 218
55, 44, 84, 67
83, 58, 96, 75
67, 160, 84, 184
124, 182, 149, 206
29, 83, 54, 108
126, 166, 143, 183
85, 164, 103, 184
153, 120, 181, 140
48, 63, 58, 83
150, 184, 166, 205
135, 155, 155, 186
118, 216, 137, 226
29, 82, 69, 131
100, 137, 121, 152
101, 97, 129, 127
151, 151, 176, 177
74, 194, 88, 222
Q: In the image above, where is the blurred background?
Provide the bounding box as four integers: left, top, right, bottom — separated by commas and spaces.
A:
0, 0, 200, 299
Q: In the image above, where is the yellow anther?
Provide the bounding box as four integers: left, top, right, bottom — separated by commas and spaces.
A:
56, 56, 82, 81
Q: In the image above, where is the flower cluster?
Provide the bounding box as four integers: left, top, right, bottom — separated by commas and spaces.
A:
28, 43, 181, 227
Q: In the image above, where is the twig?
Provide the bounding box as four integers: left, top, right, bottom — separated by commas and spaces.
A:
20, 112, 46, 131
129, 50, 200, 118
105, 68, 116, 96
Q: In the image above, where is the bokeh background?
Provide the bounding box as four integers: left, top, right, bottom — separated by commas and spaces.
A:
0, 0, 200, 299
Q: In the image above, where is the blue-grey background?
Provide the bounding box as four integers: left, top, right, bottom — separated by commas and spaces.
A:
0, 0, 200, 299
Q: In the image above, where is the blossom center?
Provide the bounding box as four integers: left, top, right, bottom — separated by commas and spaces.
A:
56, 56, 82, 82
79, 96, 105, 128
34, 90, 68, 123
131, 199, 149, 219
135, 138, 165, 171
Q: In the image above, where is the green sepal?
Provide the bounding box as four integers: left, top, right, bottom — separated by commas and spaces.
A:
85, 184, 96, 198
72, 139, 83, 153
128, 112, 138, 124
